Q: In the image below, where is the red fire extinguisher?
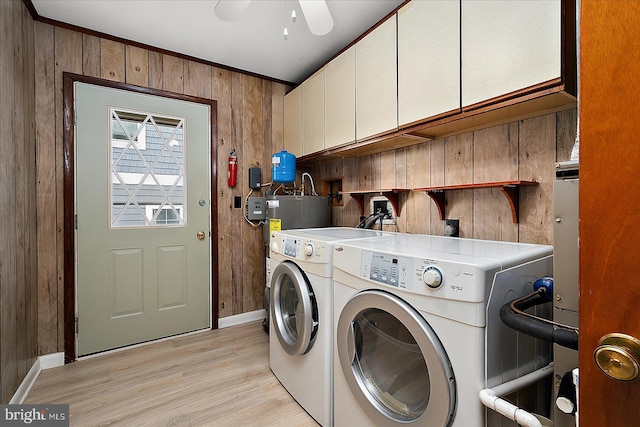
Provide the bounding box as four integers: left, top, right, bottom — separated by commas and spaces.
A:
228, 149, 237, 187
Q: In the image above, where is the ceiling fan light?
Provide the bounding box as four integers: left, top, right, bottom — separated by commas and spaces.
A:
214, 0, 251, 21
298, 0, 334, 36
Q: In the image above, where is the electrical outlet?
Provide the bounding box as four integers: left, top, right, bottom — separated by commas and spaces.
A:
370, 196, 395, 224
445, 219, 459, 237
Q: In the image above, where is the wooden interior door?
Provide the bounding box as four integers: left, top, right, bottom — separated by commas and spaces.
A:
579, 0, 640, 424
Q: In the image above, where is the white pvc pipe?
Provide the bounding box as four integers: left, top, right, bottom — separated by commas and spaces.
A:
479, 362, 554, 427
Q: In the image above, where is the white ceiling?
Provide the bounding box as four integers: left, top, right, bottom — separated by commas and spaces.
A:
32, 0, 405, 84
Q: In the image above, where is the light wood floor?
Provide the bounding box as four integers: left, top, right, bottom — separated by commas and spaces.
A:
25, 321, 319, 426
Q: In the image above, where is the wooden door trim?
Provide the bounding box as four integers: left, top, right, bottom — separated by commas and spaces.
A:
63, 73, 219, 363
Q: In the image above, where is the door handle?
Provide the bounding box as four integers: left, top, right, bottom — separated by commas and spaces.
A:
196, 231, 206, 240
594, 333, 640, 381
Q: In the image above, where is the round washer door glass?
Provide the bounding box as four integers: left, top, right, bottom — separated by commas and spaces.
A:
271, 261, 318, 356
337, 290, 456, 426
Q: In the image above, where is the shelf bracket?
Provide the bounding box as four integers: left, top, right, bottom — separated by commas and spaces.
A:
416, 180, 537, 224
380, 191, 401, 218
426, 190, 446, 220
349, 194, 366, 216
499, 185, 520, 223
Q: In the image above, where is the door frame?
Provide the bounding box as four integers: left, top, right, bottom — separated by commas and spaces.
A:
62, 73, 219, 363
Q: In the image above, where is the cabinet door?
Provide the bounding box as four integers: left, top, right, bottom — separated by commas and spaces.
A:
302, 70, 325, 155
283, 86, 302, 157
356, 17, 398, 140
398, 0, 460, 126
325, 46, 356, 149
462, 0, 561, 107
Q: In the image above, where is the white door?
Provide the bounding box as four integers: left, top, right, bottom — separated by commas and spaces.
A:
75, 82, 211, 356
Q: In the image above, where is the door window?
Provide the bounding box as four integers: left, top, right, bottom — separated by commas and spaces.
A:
110, 108, 186, 228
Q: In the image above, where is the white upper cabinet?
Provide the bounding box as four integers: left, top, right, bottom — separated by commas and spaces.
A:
462, 0, 561, 107
398, 0, 460, 126
301, 69, 325, 155
325, 46, 356, 149
356, 17, 398, 140
283, 85, 302, 158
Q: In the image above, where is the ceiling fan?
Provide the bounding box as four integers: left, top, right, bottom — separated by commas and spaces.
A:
214, 0, 334, 36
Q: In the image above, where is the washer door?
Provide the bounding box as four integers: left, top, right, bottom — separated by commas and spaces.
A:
271, 261, 318, 356
337, 290, 456, 426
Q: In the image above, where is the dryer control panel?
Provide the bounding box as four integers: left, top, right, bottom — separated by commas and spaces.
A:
362, 252, 414, 288
271, 234, 332, 265
359, 250, 490, 302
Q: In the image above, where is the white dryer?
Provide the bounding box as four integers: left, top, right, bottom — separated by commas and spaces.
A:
269, 227, 388, 426
332, 233, 553, 427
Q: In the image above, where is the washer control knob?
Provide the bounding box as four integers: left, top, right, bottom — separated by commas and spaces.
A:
422, 266, 443, 289
270, 240, 279, 253
304, 242, 315, 257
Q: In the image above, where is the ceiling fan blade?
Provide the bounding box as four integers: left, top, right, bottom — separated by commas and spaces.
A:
298, 0, 334, 36
214, 0, 251, 21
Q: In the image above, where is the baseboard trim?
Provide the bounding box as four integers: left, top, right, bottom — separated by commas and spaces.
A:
9, 352, 64, 404
218, 309, 266, 329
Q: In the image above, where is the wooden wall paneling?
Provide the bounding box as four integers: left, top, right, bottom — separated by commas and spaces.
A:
444, 134, 473, 237
212, 67, 234, 318
357, 154, 378, 192
14, 0, 27, 380
54, 27, 82, 351
82, 34, 100, 78
125, 45, 149, 87
405, 142, 431, 234
262, 81, 274, 186
271, 83, 286, 157
185, 60, 211, 98
230, 72, 244, 314
518, 113, 556, 244
162, 54, 184, 94
445, 133, 474, 185
429, 138, 445, 233
445, 189, 473, 238
100, 39, 125, 82
473, 124, 518, 183
1, 0, 18, 401
379, 150, 396, 189
473, 124, 518, 241
556, 108, 577, 162
473, 188, 518, 242
393, 148, 408, 232
148, 51, 163, 90
25, 4, 38, 378
395, 148, 407, 189
35, 22, 58, 355
242, 74, 265, 312
341, 157, 360, 227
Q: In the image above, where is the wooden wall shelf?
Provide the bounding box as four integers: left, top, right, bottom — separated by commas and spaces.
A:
413, 180, 538, 223
340, 189, 410, 217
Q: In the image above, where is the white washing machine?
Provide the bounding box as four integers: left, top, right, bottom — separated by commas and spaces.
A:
269, 227, 389, 426
332, 233, 553, 427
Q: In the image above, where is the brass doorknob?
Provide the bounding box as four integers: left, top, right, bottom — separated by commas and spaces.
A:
594, 333, 640, 382
196, 231, 206, 240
